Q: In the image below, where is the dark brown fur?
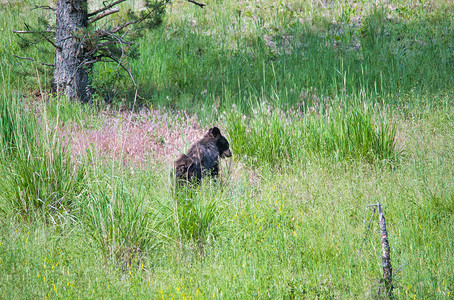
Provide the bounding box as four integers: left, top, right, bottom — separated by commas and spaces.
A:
174, 127, 232, 185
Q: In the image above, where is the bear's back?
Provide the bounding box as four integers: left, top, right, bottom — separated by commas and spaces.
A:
199, 142, 220, 171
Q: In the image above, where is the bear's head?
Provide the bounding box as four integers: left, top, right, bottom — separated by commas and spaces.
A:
209, 127, 232, 159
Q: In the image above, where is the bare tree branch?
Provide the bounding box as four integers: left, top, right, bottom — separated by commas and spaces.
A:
357, 205, 377, 258
13, 29, 61, 50
106, 5, 162, 35
13, 29, 55, 34
67, 27, 135, 87
88, 0, 127, 17
12, 30, 34, 34
32, 5, 55, 11
40, 33, 60, 50
110, 20, 141, 34
186, 0, 206, 8
98, 31, 137, 87
110, 55, 137, 86
82, 59, 102, 65
12, 55, 55, 67
13, 55, 34, 61
85, 40, 117, 56
66, 57, 101, 86
88, 8, 119, 24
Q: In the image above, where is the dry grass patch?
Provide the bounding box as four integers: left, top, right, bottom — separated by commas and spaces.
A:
60, 109, 233, 166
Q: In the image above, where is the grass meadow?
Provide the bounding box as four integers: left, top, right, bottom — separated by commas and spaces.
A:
0, 0, 453, 298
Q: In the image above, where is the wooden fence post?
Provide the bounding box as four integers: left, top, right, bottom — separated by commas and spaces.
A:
377, 203, 393, 295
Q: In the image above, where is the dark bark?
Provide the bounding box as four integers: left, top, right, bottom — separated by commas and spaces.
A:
54, 0, 92, 102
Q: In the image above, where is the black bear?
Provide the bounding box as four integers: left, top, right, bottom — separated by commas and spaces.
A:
174, 127, 232, 185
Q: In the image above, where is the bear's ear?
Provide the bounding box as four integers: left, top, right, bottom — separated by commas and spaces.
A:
209, 127, 221, 138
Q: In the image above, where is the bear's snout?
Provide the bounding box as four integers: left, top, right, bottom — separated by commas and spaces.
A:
221, 149, 232, 158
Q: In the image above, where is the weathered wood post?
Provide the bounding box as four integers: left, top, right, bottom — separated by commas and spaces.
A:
377, 203, 393, 295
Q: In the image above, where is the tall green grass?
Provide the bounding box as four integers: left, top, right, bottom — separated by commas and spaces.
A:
0, 96, 35, 153
0, 1, 453, 299
79, 171, 162, 267
174, 184, 225, 254
2, 1, 452, 113
126, 2, 454, 112
0, 96, 85, 221
225, 102, 399, 167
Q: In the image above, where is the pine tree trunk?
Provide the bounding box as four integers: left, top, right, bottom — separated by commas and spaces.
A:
54, 0, 92, 102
